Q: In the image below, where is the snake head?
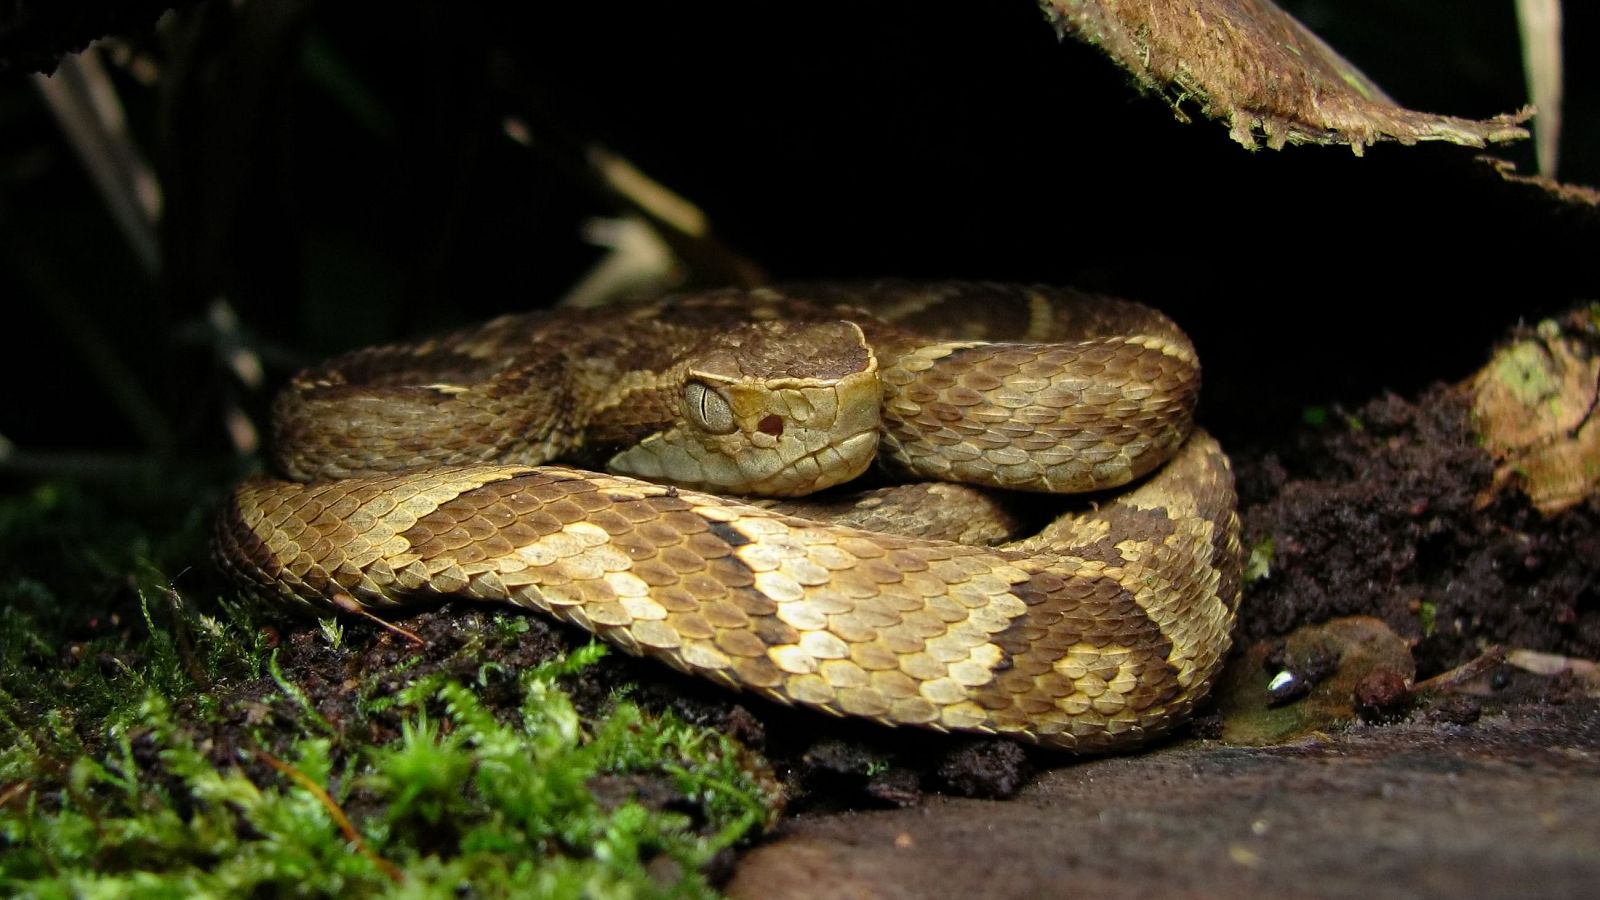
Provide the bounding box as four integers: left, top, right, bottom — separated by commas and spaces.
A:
606, 320, 881, 496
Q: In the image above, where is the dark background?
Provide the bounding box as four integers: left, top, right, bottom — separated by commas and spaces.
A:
2, 0, 1596, 473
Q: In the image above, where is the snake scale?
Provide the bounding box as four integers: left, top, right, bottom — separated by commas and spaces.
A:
216, 282, 1242, 753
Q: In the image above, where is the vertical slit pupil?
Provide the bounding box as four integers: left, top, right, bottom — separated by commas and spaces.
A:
687, 381, 736, 434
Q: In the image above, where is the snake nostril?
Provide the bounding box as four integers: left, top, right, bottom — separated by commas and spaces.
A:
757, 414, 784, 436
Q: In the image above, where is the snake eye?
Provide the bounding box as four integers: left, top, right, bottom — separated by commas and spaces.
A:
684, 380, 737, 435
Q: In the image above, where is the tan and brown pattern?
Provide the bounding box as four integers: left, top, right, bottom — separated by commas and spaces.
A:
218, 282, 1241, 752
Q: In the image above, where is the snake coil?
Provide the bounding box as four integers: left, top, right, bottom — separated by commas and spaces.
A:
217, 282, 1241, 752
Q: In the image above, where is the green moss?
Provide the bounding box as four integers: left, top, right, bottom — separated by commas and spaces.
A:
1489, 339, 1561, 408
1244, 536, 1275, 584
1418, 600, 1438, 638
3, 632, 772, 897
0, 479, 779, 897
1298, 406, 1362, 432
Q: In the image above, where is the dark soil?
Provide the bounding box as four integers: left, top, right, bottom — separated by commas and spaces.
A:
1231, 384, 1600, 675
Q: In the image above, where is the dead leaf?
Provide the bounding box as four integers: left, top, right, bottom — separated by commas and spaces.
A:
1470, 305, 1600, 515
1478, 157, 1600, 209
1038, 0, 1531, 153
1506, 648, 1600, 696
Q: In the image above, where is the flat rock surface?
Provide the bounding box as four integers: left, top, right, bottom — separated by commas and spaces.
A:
726, 698, 1600, 900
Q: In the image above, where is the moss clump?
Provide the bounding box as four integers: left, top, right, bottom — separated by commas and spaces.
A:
0, 478, 780, 897
2, 623, 775, 897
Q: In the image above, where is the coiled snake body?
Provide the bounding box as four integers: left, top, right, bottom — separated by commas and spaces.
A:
217, 282, 1241, 752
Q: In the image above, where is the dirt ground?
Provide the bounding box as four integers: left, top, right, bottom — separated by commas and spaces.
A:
725, 695, 1600, 900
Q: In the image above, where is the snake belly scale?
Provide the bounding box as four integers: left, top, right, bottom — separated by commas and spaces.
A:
216, 282, 1242, 752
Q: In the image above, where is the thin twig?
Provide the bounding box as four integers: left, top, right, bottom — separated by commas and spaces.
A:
1515, 0, 1564, 176
331, 591, 426, 647
31, 47, 163, 275
0, 780, 31, 810
1410, 645, 1507, 694
559, 215, 680, 309
208, 298, 264, 454
254, 749, 405, 885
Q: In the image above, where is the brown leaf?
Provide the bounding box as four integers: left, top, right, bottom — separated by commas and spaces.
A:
1479, 157, 1600, 209
1470, 306, 1600, 516
1039, 0, 1532, 153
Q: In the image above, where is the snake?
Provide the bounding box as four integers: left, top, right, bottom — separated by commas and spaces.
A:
215, 282, 1242, 753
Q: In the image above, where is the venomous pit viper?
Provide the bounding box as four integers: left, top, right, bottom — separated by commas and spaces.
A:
216, 282, 1242, 753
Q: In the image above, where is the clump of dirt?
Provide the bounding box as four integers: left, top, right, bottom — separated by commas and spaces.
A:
1232, 384, 1600, 676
